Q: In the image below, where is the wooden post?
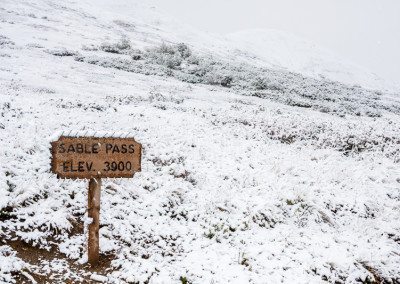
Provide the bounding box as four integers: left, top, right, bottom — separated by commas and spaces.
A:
88, 178, 101, 265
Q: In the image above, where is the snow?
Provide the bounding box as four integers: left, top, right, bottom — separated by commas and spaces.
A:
226, 29, 400, 92
90, 273, 108, 282
0, 246, 26, 283
0, 0, 399, 283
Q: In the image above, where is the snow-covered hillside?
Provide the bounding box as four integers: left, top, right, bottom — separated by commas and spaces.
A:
0, 0, 399, 283
226, 29, 399, 92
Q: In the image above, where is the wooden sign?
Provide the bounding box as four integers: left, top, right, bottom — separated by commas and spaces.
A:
51, 135, 142, 266
51, 136, 141, 179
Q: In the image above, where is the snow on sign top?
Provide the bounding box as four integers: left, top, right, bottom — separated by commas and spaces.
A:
51, 136, 142, 179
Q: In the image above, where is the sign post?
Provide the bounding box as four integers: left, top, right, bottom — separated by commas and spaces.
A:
51, 136, 142, 265
88, 177, 101, 265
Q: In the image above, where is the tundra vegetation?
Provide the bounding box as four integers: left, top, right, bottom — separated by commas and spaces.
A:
0, 1, 399, 283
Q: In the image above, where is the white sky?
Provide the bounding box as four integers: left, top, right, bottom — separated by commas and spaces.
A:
149, 0, 400, 85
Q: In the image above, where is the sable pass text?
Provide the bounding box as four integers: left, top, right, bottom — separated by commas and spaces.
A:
57, 143, 135, 154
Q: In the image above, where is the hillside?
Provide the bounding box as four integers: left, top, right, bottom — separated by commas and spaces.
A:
225, 29, 399, 91
0, 0, 399, 283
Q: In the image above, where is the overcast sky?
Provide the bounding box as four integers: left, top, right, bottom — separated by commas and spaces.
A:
149, 0, 400, 85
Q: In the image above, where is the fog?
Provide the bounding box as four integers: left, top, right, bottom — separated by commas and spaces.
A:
149, 0, 400, 85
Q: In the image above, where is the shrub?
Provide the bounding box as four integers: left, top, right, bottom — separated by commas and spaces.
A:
47, 47, 76, 57
100, 38, 131, 54
129, 49, 142, 60
146, 43, 188, 69
155, 42, 176, 55
176, 43, 191, 58
252, 77, 283, 91
252, 77, 269, 90
221, 75, 233, 87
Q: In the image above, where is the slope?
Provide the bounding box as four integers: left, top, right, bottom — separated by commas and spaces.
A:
0, 0, 399, 283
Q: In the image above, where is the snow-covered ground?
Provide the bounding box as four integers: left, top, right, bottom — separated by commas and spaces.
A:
0, 0, 399, 283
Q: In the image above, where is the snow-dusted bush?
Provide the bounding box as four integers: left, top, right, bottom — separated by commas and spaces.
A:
202, 70, 223, 85
129, 48, 143, 60
154, 42, 176, 55
145, 42, 186, 69
176, 43, 191, 59
252, 77, 268, 90
100, 38, 131, 54
0, 246, 26, 283
252, 76, 283, 91
47, 47, 77, 57
160, 53, 182, 69
221, 75, 233, 87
